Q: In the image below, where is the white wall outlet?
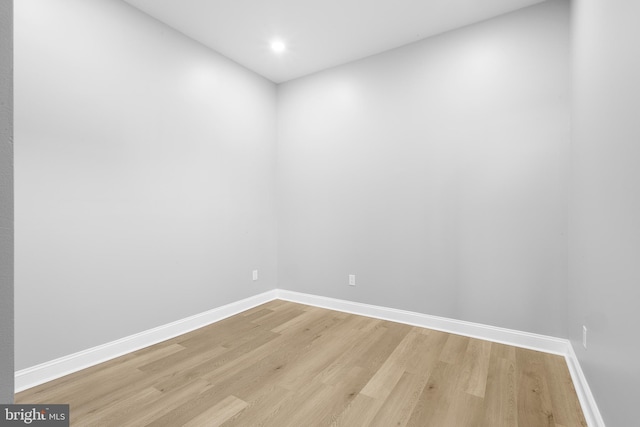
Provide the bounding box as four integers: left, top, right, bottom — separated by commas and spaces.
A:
252, 270, 258, 281
582, 325, 587, 349
348, 274, 356, 286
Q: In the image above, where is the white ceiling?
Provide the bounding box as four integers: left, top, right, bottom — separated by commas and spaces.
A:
122, 0, 548, 83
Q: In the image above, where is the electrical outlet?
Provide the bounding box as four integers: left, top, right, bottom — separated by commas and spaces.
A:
348, 274, 356, 286
252, 270, 258, 281
582, 325, 587, 349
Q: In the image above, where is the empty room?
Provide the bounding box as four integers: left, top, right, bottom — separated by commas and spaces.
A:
1, 0, 638, 425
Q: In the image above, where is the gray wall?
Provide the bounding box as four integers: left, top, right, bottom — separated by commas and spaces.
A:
0, 0, 14, 404
14, 0, 278, 369
277, 0, 570, 337
569, 0, 640, 425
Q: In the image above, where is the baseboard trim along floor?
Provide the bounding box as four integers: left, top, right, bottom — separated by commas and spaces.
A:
14, 290, 278, 394
15, 288, 605, 426
276, 290, 605, 427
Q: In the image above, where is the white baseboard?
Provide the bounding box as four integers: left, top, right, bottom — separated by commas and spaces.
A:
276, 289, 570, 355
14, 290, 278, 393
275, 289, 604, 427
565, 344, 606, 427
15, 288, 604, 427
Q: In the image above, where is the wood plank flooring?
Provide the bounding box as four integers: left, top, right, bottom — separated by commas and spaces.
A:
16, 300, 587, 426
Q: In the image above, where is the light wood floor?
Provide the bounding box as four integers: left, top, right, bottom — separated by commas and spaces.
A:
16, 300, 587, 426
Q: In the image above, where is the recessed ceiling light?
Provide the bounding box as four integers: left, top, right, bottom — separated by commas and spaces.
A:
271, 40, 286, 53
